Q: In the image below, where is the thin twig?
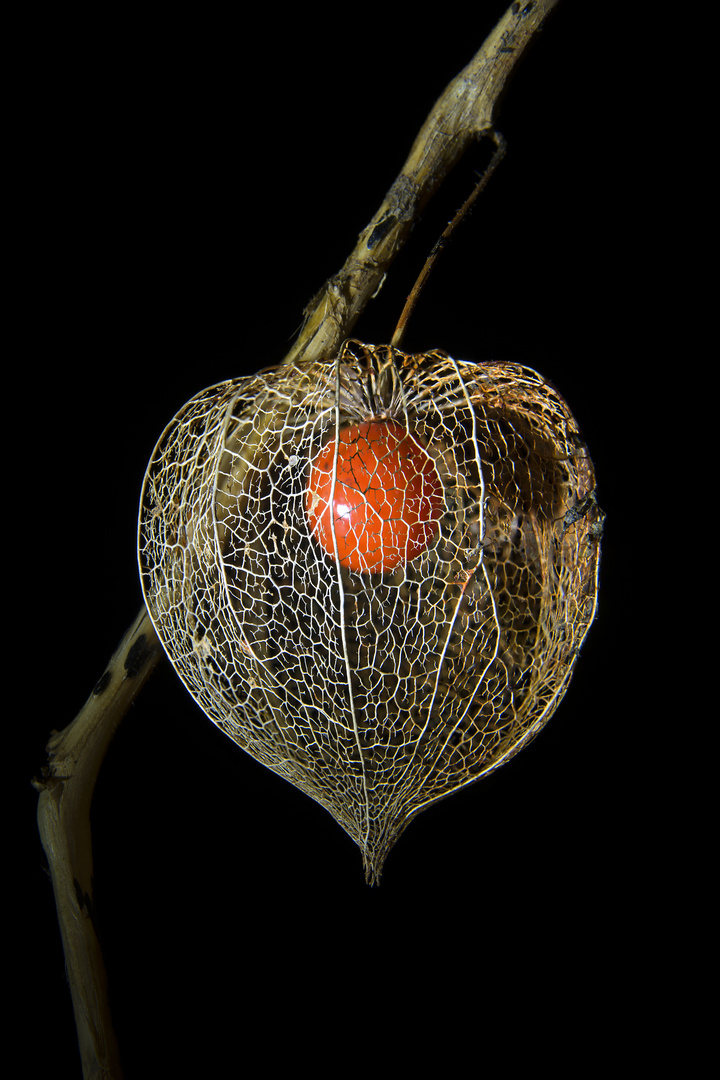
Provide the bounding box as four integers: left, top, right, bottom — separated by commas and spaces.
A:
391, 131, 507, 349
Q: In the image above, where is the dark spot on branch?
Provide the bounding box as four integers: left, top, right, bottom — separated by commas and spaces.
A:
73, 877, 95, 922
367, 215, 396, 249
93, 670, 112, 696
125, 635, 149, 678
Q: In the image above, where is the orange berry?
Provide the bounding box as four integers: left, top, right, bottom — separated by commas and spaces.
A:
306, 419, 442, 573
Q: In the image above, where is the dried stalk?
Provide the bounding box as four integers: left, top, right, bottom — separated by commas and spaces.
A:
34, 608, 162, 1079
34, 3, 560, 1076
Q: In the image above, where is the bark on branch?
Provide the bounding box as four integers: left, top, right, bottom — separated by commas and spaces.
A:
34, 608, 162, 1079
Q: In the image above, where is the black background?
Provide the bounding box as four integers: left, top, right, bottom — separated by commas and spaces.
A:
18, 4, 655, 1075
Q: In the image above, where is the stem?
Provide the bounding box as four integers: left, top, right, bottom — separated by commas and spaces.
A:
34, 607, 163, 1079
390, 131, 507, 349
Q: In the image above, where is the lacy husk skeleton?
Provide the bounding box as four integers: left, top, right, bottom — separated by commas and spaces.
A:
138, 341, 601, 884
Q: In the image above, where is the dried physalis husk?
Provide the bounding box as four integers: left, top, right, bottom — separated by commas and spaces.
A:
138, 340, 603, 882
